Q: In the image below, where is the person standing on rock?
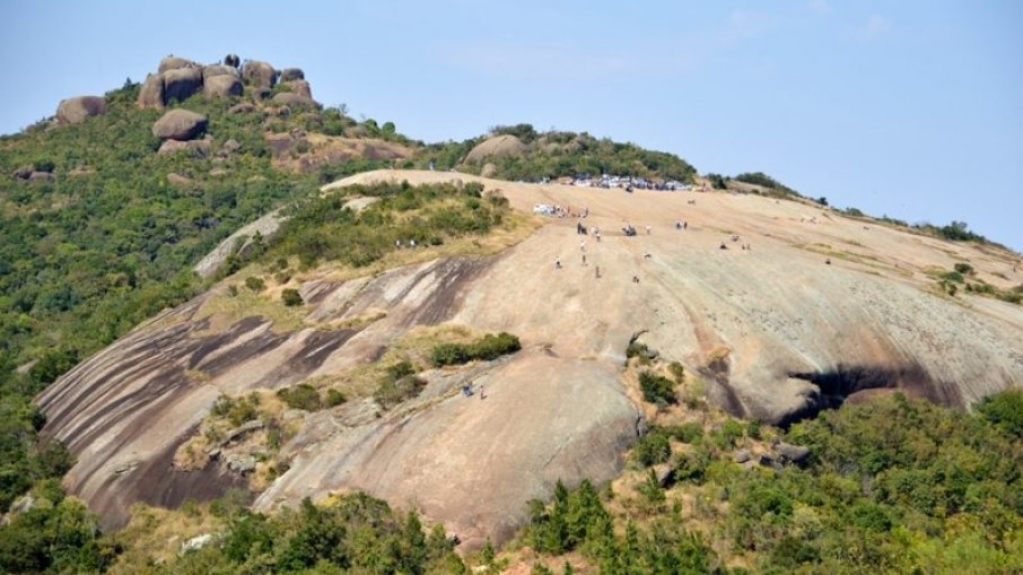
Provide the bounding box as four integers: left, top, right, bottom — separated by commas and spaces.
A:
479, 384, 485, 400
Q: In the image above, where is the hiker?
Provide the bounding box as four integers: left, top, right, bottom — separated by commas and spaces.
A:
643, 252, 652, 259
632, 275, 640, 283
556, 258, 562, 269
595, 266, 601, 278
479, 384, 485, 400
825, 258, 831, 265
675, 220, 682, 230
410, 239, 417, 249
720, 242, 728, 250
683, 221, 688, 230
395, 239, 402, 249
580, 240, 586, 252
582, 254, 587, 265
646, 225, 651, 235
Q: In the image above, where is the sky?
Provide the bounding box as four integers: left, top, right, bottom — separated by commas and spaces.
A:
2, 1, 1021, 251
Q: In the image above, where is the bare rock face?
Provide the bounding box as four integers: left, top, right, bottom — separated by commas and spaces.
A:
137, 74, 164, 108
39, 170, 1023, 544
242, 60, 277, 90
152, 109, 208, 141
162, 67, 204, 104
55, 96, 106, 125
203, 75, 242, 98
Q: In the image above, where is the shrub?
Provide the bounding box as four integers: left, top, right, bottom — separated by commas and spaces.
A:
634, 430, 671, 467
276, 384, 322, 411
668, 361, 685, 383
954, 262, 974, 275
281, 288, 303, 307
245, 276, 266, 292
325, 389, 347, 407
667, 422, 704, 444
431, 332, 521, 367
638, 371, 677, 405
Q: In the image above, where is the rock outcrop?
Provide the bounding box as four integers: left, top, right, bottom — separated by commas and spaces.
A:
465, 134, 529, 163
203, 75, 243, 98
152, 109, 208, 140
137, 74, 164, 108
284, 79, 312, 99
158, 139, 211, 157
162, 67, 203, 104
55, 96, 106, 124
39, 170, 1023, 545
242, 60, 277, 90
269, 92, 320, 109
279, 68, 304, 82
158, 55, 200, 74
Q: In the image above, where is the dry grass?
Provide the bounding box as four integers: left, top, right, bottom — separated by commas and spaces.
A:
105, 503, 227, 574
193, 272, 308, 336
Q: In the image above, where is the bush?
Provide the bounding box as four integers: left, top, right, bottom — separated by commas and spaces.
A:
634, 430, 672, 467
954, 262, 974, 275
276, 384, 322, 411
638, 371, 677, 405
431, 332, 521, 367
325, 389, 347, 407
281, 288, 303, 307
245, 276, 266, 292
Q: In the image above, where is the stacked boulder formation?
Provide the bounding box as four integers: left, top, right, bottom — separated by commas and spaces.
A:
137, 54, 318, 109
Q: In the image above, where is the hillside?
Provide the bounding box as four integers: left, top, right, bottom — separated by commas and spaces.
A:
34, 168, 1023, 547
2, 53, 1022, 574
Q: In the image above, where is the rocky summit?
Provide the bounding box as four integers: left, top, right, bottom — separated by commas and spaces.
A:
37, 169, 1023, 546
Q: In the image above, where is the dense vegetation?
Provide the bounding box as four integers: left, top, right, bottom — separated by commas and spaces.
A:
414, 124, 698, 183
521, 391, 1023, 574
431, 332, 522, 367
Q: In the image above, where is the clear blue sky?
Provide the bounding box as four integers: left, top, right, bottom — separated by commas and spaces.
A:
2, 1, 1020, 251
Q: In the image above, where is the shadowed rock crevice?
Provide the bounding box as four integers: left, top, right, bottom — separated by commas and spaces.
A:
779, 363, 962, 426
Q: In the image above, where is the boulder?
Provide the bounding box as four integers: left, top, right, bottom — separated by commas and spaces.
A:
227, 102, 255, 115
28, 172, 56, 183
733, 449, 752, 464
158, 56, 200, 74
166, 173, 193, 187
465, 134, 529, 163
137, 74, 164, 108
225, 454, 257, 474
242, 60, 277, 89
270, 92, 320, 109
203, 75, 242, 98
775, 442, 812, 465
279, 68, 304, 82
284, 79, 312, 99
181, 533, 214, 553
163, 67, 203, 104
12, 165, 33, 179
158, 139, 210, 158
152, 109, 208, 140
222, 139, 242, 153
202, 65, 238, 81
55, 96, 106, 125
480, 163, 498, 178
